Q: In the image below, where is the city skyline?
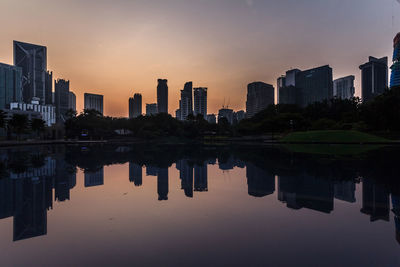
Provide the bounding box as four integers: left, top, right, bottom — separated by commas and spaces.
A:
0, 0, 399, 116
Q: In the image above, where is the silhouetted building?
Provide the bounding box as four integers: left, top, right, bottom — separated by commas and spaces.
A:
391, 33, 400, 88
9, 99, 56, 126
84, 168, 104, 187
360, 56, 388, 102
129, 162, 142, 186
157, 168, 168, 201
146, 103, 157, 116
157, 79, 168, 113
0, 63, 22, 110
178, 82, 193, 120
334, 180, 356, 203
333, 75, 355, 100
45, 71, 53, 105
194, 87, 207, 119
84, 93, 103, 114
218, 108, 234, 124
55, 79, 70, 122
206, 114, 216, 124
278, 69, 301, 105
360, 178, 390, 222
13, 41, 47, 104
295, 65, 333, 107
234, 110, 246, 123
246, 163, 275, 197
69, 91, 76, 112
277, 76, 285, 104
246, 82, 274, 118
129, 93, 142, 118
194, 163, 208, 192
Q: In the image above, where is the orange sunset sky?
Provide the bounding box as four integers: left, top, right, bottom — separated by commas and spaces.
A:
0, 0, 398, 117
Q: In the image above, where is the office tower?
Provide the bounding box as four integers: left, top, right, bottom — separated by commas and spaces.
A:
246, 82, 274, 118
175, 108, 181, 120
295, 65, 333, 107
157, 79, 168, 113
246, 163, 275, 197
218, 108, 234, 124
234, 110, 246, 123
146, 103, 157, 116
157, 168, 168, 201
84, 168, 104, 187
129, 93, 142, 118
360, 178, 390, 222
333, 75, 355, 100
206, 114, 216, 124
359, 57, 388, 102
13, 41, 47, 104
45, 71, 53, 105
0, 63, 22, 110
179, 82, 193, 120
194, 87, 207, 118
84, 93, 103, 114
391, 33, 400, 88
278, 69, 301, 105
129, 162, 142, 186
277, 76, 286, 104
69, 91, 76, 112
55, 79, 70, 122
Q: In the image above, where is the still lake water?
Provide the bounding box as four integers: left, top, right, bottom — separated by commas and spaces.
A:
0, 144, 400, 266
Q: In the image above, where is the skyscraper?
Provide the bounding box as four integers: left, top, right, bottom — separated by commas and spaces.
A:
55, 79, 70, 122
278, 69, 301, 105
333, 75, 355, 100
178, 82, 193, 120
69, 91, 76, 112
157, 79, 168, 113
295, 65, 333, 107
129, 93, 142, 118
194, 87, 207, 118
359, 56, 388, 102
246, 82, 274, 118
146, 103, 157, 116
84, 93, 103, 114
0, 63, 22, 110
391, 32, 400, 88
13, 41, 47, 104
45, 71, 53, 105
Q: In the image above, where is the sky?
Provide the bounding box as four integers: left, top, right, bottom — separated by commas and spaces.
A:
0, 0, 399, 117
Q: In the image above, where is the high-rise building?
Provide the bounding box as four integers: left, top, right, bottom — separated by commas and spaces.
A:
278, 69, 301, 105
194, 87, 207, 118
0, 63, 22, 110
178, 82, 193, 120
390, 33, 400, 88
157, 79, 168, 113
84, 93, 103, 114
129, 93, 142, 118
206, 114, 216, 124
218, 108, 234, 124
333, 75, 355, 100
45, 71, 53, 105
13, 41, 47, 104
295, 65, 333, 107
69, 91, 76, 112
277, 76, 286, 104
246, 82, 274, 118
55, 79, 70, 122
359, 57, 388, 102
146, 103, 157, 116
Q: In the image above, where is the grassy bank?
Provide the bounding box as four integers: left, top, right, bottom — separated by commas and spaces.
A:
281, 130, 390, 144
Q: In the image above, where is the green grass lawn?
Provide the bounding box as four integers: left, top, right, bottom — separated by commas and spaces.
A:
281, 130, 390, 143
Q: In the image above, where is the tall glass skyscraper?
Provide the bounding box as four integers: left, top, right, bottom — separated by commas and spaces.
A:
391, 33, 400, 88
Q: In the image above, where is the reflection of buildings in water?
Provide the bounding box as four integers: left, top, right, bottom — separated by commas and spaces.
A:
84, 168, 104, 187
392, 194, 400, 245
278, 174, 334, 214
334, 180, 356, 203
146, 166, 159, 176
55, 159, 77, 202
246, 163, 274, 197
10, 157, 56, 179
218, 156, 245, 171
361, 178, 390, 222
129, 162, 142, 186
194, 163, 208, 192
157, 168, 168, 201
176, 160, 193, 198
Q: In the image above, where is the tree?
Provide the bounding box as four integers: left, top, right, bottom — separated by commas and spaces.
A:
8, 114, 29, 140
30, 118, 46, 139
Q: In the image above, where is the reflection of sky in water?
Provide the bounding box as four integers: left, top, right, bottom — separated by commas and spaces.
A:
0, 145, 399, 266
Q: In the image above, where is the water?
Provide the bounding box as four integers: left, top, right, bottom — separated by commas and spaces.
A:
0, 144, 399, 266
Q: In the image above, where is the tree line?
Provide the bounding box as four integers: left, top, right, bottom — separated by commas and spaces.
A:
0, 111, 46, 140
